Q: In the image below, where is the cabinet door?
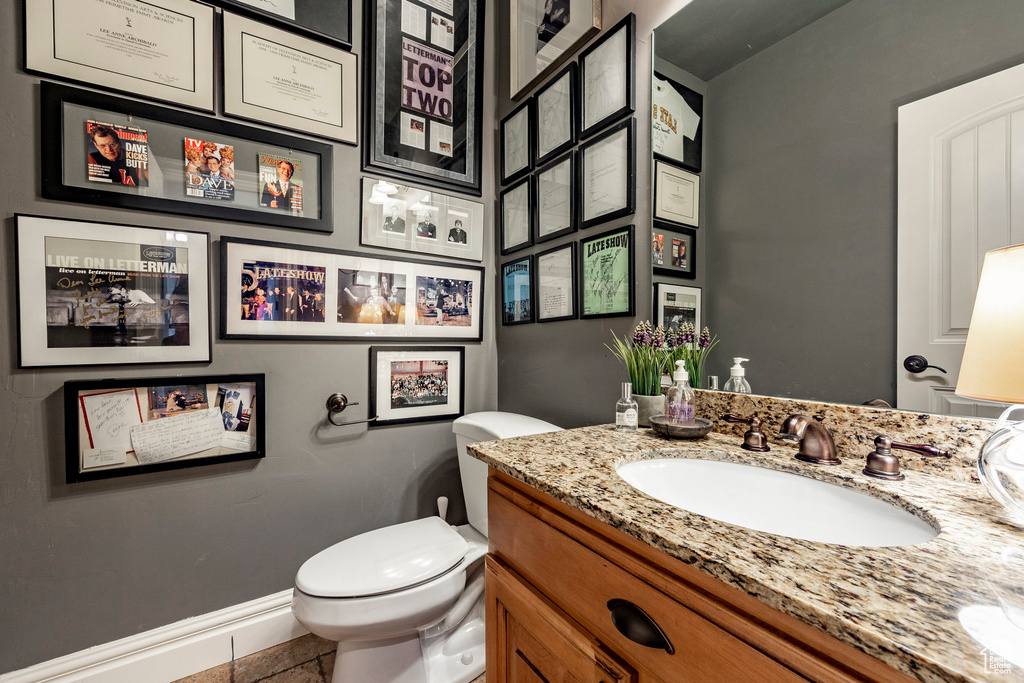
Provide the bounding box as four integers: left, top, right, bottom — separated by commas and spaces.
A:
486, 556, 636, 683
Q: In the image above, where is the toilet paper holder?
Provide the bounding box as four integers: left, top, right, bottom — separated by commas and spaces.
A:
325, 393, 378, 426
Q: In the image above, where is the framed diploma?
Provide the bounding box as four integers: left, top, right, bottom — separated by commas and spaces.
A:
223, 13, 358, 145
580, 224, 634, 319
501, 256, 534, 325
369, 347, 465, 427
652, 71, 703, 172
510, 0, 601, 100
25, 0, 215, 111
578, 118, 636, 230
654, 283, 701, 336
534, 63, 577, 166
501, 99, 533, 185
579, 13, 635, 139
208, 0, 352, 49
500, 179, 533, 255
652, 225, 697, 279
535, 151, 576, 243
537, 243, 577, 322
363, 0, 486, 195
654, 160, 700, 227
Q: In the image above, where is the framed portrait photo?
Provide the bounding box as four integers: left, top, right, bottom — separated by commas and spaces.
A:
579, 13, 635, 139
579, 118, 636, 229
369, 346, 465, 426
654, 283, 701, 335
16, 215, 211, 368
207, 0, 352, 49
652, 224, 696, 279
654, 160, 699, 227
534, 62, 577, 166
652, 71, 703, 172
510, 0, 601, 100
64, 373, 266, 483
502, 255, 534, 325
535, 151, 576, 243
500, 179, 533, 254
536, 242, 577, 322
580, 224, 634, 319
500, 99, 533, 185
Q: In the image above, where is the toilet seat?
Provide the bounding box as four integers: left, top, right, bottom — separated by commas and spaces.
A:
296, 517, 470, 598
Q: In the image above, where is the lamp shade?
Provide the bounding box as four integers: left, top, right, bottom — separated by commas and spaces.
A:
956, 243, 1024, 403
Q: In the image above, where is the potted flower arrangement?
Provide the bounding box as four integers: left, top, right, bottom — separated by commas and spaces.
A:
665, 322, 718, 389
607, 322, 669, 427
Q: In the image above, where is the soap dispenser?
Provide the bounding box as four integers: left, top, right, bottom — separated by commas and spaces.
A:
723, 358, 752, 394
665, 361, 695, 425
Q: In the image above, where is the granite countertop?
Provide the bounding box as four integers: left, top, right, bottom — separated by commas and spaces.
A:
469, 425, 1024, 683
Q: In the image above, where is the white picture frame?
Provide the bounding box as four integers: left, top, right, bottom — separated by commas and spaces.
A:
654, 283, 701, 334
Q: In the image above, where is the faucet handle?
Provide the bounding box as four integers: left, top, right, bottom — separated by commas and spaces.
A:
719, 414, 770, 452
721, 413, 753, 425
863, 435, 950, 480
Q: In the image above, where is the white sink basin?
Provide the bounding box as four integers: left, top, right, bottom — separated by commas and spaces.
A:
616, 458, 938, 547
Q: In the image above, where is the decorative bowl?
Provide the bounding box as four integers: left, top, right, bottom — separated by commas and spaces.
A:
648, 416, 713, 439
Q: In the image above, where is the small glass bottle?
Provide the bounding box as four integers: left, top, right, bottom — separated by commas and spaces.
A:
665, 361, 696, 425
615, 382, 638, 431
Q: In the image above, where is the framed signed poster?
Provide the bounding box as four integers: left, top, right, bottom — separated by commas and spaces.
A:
208, 0, 352, 49
25, 0, 215, 111
652, 71, 703, 172
510, 0, 600, 100
363, 0, 485, 195
223, 13, 358, 144
580, 224, 634, 319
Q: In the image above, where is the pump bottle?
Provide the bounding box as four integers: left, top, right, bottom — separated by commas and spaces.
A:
723, 357, 752, 394
664, 361, 696, 425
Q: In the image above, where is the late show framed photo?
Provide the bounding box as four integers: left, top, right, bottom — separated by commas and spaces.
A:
369, 346, 465, 427
16, 214, 211, 368
502, 255, 534, 325
652, 224, 697, 279
500, 178, 533, 254
652, 70, 703, 172
208, 0, 352, 49
579, 13, 635, 139
25, 0, 215, 111
510, 0, 601, 100
534, 151, 575, 243
578, 118, 636, 230
536, 242, 577, 322
654, 283, 701, 335
221, 237, 485, 342
654, 159, 699, 227
363, 0, 486, 195
580, 224, 634, 319
64, 373, 266, 483
500, 99, 533, 185
534, 62, 577, 166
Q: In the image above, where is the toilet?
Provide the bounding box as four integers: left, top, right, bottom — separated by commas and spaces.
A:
291, 411, 562, 683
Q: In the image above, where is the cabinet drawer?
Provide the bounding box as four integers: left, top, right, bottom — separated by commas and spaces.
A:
489, 483, 807, 683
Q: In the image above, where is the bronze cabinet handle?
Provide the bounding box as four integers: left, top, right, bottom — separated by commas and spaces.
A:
606, 599, 674, 654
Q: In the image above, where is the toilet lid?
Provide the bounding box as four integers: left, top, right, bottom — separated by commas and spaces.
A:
296, 517, 470, 598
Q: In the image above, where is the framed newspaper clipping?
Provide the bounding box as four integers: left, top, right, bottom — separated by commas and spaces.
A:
15, 214, 211, 368
362, 0, 485, 195
25, 0, 215, 111
207, 0, 352, 49
369, 347, 465, 427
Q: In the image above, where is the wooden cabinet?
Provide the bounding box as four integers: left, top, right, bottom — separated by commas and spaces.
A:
486, 471, 919, 683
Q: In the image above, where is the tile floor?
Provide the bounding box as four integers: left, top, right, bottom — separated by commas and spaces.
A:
172, 634, 486, 683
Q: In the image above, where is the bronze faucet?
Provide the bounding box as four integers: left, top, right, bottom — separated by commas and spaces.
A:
720, 414, 770, 452
779, 414, 840, 465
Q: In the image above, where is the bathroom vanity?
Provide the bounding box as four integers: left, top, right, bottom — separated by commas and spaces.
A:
469, 395, 1023, 682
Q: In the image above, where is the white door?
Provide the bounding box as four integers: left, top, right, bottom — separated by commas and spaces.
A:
897, 63, 1024, 417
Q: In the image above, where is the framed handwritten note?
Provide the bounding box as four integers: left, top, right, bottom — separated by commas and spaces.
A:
16, 214, 211, 368
65, 374, 265, 483
580, 224, 634, 319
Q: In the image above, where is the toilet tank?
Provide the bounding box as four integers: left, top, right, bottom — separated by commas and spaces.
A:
453, 411, 562, 536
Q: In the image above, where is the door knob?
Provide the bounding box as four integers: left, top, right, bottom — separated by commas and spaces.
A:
903, 355, 947, 374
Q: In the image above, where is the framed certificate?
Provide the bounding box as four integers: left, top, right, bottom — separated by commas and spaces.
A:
25, 0, 215, 111
580, 224, 634, 319
501, 99, 533, 185
369, 347, 465, 426
578, 118, 636, 229
208, 0, 352, 49
652, 71, 703, 172
535, 152, 575, 243
510, 0, 601, 100
652, 225, 697, 279
579, 13, 635, 139
223, 13, 358, 144
654, 283, 701, 335
500, 179, 533, 255
535, 63, 577, 166
537, 243, 577, 323
501, 256, 534, 325
654, 160, 700, 227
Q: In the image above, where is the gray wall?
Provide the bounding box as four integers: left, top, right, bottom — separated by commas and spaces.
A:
701, 0, 1024, 405
0, 0, 497, 672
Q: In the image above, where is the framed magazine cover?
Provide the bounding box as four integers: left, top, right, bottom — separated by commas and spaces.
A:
16, 215, 211, 368
510, 0, 601, 100
41, 82, 334, 234
501, 255, 534, 325
207, 0, 352, 49
654, 283, 700, 335
64, 373, 265, 483
369, 346, 465, 426
652, 224, 696, 279
221, 237, 485, 342
579, 224, 634, 319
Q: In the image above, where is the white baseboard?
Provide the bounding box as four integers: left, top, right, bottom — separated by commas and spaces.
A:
0, 589, 309, 683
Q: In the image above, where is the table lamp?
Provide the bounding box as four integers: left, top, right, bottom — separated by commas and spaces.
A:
956, 243, 1024, 521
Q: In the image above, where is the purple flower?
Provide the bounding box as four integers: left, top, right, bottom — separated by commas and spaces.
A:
679, 322, 695, 346
652, 325, 666, 348
699, 327, 712, 350
664, 328, 678, 349
631, 321, 653, 347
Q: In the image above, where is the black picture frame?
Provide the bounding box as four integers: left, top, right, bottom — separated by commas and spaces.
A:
534, 62, 577, 167
579, 13, 636, 139
208, 0, 352, 49
500, 98, 534, 185
369, 346, 466, 426
501, 255, 534, 325
579, 224, 635, 319
509, 0, 601, 100
500, 178, 534, 255
653, 282, 701, 334
534, 150, 576, 243
578, 117, 636, 230
41, 82, 335, 234
536, 242, 577, 323
64, 373, 266, 483
652, 223, 697, 279
652, 70, 703, 173
362, 0, 486, 196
